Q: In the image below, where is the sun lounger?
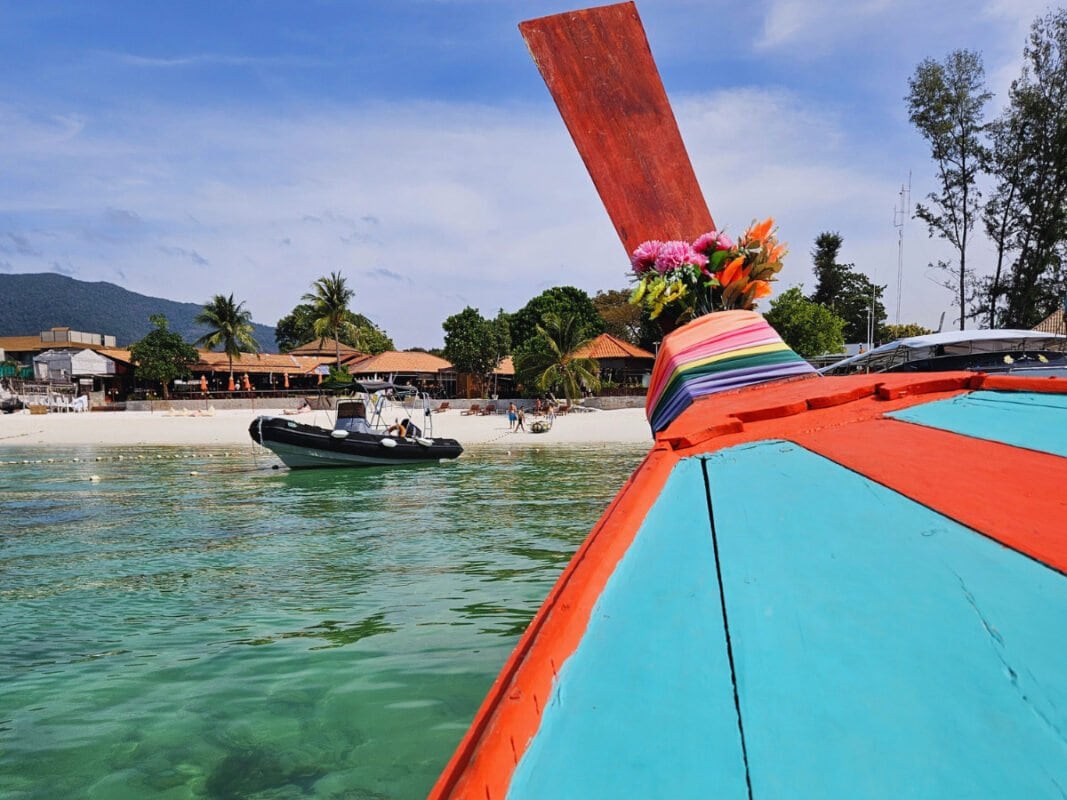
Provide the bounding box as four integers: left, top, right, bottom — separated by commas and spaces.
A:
461, 404, 481, 416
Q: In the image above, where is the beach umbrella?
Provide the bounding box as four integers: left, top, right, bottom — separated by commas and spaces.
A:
284, 372, 290, 389
242, 374, 251, 391
199, 375, 207, 393
227, 376, 235, 392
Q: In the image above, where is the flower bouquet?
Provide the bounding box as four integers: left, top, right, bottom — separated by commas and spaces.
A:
628, 218, 786, 331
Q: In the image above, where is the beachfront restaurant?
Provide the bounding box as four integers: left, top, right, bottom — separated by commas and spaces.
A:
184, 351, 334, 394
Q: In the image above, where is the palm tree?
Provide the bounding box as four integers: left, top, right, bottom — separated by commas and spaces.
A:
302, 271, 357, 365
514, 312, 601, 402
194, 293, 260, 382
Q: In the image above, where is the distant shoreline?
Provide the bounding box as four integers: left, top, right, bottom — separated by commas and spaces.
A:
0, 407, 654, 449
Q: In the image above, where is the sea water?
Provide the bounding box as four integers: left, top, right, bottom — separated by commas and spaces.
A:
0, 443, 646, 799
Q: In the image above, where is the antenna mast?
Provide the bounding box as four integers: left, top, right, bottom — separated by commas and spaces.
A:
892, 173, 912, 324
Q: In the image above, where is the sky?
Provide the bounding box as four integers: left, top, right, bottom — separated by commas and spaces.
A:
0, 0, 1056, 348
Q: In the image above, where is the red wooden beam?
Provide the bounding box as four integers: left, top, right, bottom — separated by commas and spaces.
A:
519, 2, 715, 254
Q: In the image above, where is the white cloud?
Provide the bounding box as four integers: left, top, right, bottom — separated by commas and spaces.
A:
757, 0, 893, 51
0, 101, 622, 347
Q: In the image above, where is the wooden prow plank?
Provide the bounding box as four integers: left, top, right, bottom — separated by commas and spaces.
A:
519, 2, 715, 255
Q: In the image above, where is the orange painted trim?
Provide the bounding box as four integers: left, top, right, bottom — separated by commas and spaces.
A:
874, 374, 980, 400
793, 418, 1067, 573
974, 373, 1067, 394
431, 372, 1067, 798
428, 446, 679, 800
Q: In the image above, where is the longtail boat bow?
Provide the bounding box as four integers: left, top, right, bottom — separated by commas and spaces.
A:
431, 4, 1067, 798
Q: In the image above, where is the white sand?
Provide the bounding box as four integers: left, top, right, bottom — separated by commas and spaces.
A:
0, 406, 654, 448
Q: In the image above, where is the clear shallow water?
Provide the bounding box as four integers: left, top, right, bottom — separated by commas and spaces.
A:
0, 443, 647, 799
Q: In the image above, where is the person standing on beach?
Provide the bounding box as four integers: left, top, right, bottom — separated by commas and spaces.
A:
508, 402, 518, 431
515, 407, 526, 432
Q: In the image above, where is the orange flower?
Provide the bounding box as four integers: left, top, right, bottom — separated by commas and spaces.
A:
745, 280, 773, 299
744, 217, 775, 243
766, 242, 787, 262
717, 256, 746, 287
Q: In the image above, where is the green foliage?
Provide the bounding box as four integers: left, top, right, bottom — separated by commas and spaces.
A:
327, 364, 352, 383
593, 289, 643, 344
835, 272, 888, 344
507, 287, 603, 353
981, 10, 1067, 328
130, 314, 200, 400
490, 309, 511, 366
442, 307, 507, 377
513, 312, 601, 402
809, 232, 849, 309
194, 293, 260, 377
765, 288, 847, 359
275, 303, 393, 355
302, 271, 357, 364
882, 323, 934, 340
907, 49, 992, 329
804, 233, 887, 344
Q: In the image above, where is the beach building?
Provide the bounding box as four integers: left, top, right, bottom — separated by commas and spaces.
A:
0, 327, 118, 368
1033, 307, 1066, 335
186, 351, 334, 392
439, 355, 517, 399
286, 338, 365, 362
343, 350, 456, 396
1, 328, 129, 404
571, 333, 654, 390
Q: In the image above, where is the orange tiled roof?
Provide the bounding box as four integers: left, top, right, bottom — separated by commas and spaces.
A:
571, 333, 654, 360
191, 351, 332, 375
493, 356, 515, 376
287, 338, 365, 358
345, 350, 453, 375
1033, 310, 1066, 335
97, 348, 133, 364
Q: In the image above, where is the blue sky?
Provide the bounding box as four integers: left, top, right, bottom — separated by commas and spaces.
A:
0, 0, 1053, 347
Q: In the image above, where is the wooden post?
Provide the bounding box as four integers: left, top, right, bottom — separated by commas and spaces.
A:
519, 2, 715, 254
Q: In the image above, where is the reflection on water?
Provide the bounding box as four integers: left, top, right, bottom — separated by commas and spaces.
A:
0, 443, 645, 799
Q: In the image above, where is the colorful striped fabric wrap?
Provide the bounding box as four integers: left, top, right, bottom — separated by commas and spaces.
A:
645, 310, 818, 432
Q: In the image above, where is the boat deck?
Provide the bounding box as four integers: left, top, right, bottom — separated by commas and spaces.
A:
431, 373, 1067, 799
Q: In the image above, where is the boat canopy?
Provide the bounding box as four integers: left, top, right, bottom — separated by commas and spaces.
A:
820, 329, 1067, 375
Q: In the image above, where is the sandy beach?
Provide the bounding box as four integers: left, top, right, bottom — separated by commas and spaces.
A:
0, 406, 654, 448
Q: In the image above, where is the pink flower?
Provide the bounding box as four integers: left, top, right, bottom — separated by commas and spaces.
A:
693, 230, 734, 254
654, 240, 696, 273
631, 240, 663, 274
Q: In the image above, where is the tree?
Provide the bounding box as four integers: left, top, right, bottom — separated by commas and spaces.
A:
442, 307, 507, 381
275, 303, 393, 354
983, 10, 1067, 328
302, 271, 356, 365
882, 323, 934, 341
593, 289, 643, 344
804, 233, 887, 343
513, 312, 601, 402
809, 232, 850, 310
508, 287, 604, 353
194, 293, 260, 381
835, 271, 888, 345
907, 50, 992, 329
765, 287, 847, 359
130, 314, 199, 399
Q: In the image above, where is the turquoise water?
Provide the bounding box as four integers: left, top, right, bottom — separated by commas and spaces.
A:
0, 443, 646, 799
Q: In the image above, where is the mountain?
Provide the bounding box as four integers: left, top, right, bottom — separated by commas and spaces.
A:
0, 273, 277, 349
